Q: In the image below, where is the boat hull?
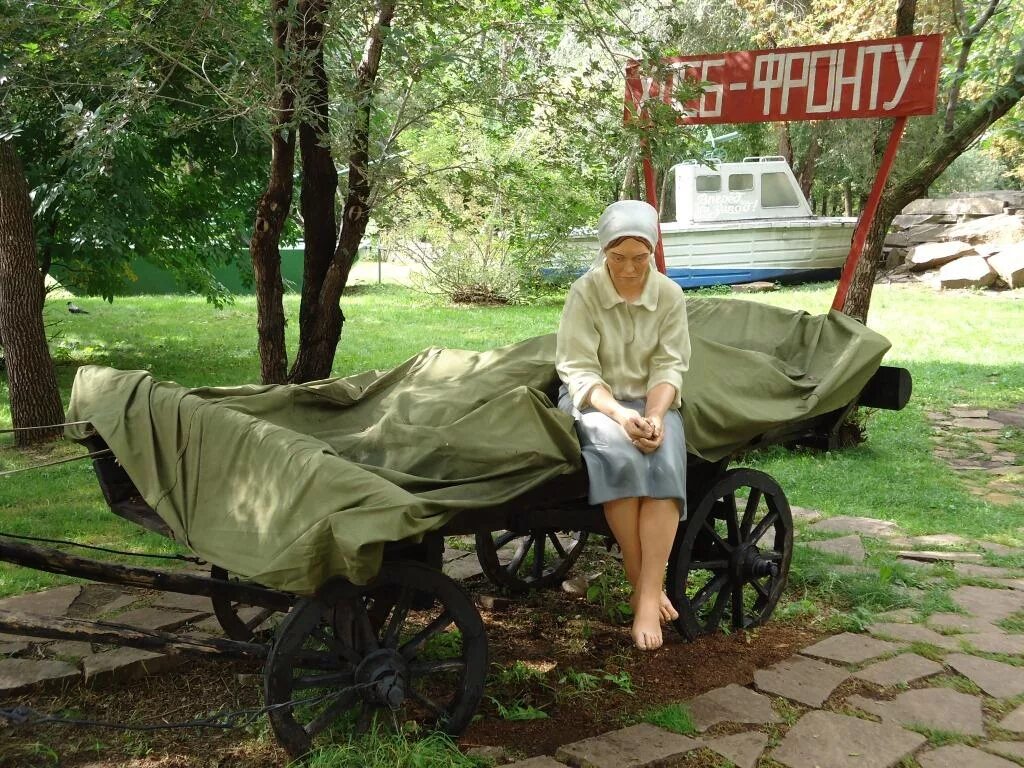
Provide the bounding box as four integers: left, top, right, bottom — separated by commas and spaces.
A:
568, 217, 856, 289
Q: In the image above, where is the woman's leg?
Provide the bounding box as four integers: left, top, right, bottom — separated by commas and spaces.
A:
632, 498, 681, 650
603, 497, 642, 588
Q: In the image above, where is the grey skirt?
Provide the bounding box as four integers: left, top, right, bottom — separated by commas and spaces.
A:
558, 385, 687, 518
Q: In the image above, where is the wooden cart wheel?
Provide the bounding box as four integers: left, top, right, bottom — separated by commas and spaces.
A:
209, 565, 280, 642
263, 561, 488, 760
475, 529, 589, 592
667, 468, 793, 641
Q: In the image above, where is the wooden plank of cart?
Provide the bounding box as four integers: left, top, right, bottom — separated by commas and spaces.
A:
0, 33, 936, 760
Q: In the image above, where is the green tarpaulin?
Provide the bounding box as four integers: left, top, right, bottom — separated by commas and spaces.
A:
66, 298, 891, 594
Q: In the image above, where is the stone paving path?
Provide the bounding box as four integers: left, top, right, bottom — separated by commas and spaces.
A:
1, 403, 1022, 766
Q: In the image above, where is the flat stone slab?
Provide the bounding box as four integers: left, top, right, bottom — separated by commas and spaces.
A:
442, 553, 484, 580
951, 417, 1006, 430
999, 703, 1024, 732
0, 658, 80, 694
754, 655, 849, 707
927, 612, 1001, 634
996, 578, 1024, 592
806, 535, 866, 562
867, 622, 959, 650
960, 632, 1024, 654
150, 592, 215, 613
46, 640, 94, 659
810, 516, 900, 538
0, 585, 81, 616
985, 742, 1024, 761
98, 593, 140, 614
951, 586, 1024, 621
847, 688, 985, 735
789, 505, 823, 523
0, 641, 29, 655
918, 745, 1019, 768
554, 723, 700, 768
800, 633, 903, 665
946, 653, 1024, 698
504, 757, 569, 768
686, 683, 782, 731
705, 731, 768, 768
82, 647, 185, 685
771, 710, 926, 768
114, 606, 207, 632
854, 652, 944, 686
954, 563, 1018, 579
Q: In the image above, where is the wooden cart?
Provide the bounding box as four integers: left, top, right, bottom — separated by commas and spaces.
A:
0, 364, 909, 759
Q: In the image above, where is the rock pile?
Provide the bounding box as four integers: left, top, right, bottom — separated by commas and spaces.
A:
883, 191, 1024, 290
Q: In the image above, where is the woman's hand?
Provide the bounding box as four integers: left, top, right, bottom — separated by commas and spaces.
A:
616, 408, 654, 442
633, 414, 664, 454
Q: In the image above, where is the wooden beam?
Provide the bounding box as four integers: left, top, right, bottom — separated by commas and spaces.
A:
0, 536, 296, 612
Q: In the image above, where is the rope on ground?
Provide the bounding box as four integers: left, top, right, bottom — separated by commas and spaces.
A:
0, 682, 375, 732
0, 450, 113, 477
0, 530, 205, 565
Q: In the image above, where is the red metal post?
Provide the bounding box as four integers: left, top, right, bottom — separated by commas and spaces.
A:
641, 149, 667, 274
831, 116, 908, 312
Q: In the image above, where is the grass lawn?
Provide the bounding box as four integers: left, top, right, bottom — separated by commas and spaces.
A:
1, 280, 1022, 611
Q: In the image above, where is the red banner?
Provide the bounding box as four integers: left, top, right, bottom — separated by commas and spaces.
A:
626, 34, 941, 125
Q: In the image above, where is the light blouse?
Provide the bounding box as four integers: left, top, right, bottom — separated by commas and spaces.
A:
556, 263, 691, 410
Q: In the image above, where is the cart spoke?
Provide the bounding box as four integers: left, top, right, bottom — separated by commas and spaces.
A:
725, 497, 740, 546
749, 511, 779, 545
507, 537, 531, 575
494, 530, 519, 549
532, 534, 545, 579
702, 521, 733, 553
705, 579, 732, 627
749, 578, 771, 602
292, 671, 355, 690
313, 627, 361, 666
302, 690, 358, 738
547, 532, 568, 558
353, 598, 380, 652
409, 658, 466, 676
400, 611, 454, 659
690, 572, 728, 611
740, 490, 762, 539
731, 582, 745, 627
381, 588, 413, 649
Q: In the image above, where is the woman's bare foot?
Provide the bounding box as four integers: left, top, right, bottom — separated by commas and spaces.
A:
660, 592, 679, 622
631, 591, 679, 623
631, 598, 663, 650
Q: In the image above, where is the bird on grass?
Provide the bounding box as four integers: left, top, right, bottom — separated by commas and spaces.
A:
67, 302, 89, 315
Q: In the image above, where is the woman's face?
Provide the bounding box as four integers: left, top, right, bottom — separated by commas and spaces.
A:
605, 237, 651, 286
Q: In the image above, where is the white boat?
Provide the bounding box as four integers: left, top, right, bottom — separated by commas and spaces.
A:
569, 156, 857, 288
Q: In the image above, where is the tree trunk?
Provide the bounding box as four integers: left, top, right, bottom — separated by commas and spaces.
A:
0, 141, 65, 446
843, 182, 853, 216
293, 0, 338, 381
777, 123, 793, 166
250, 0, 297, 384
843, 42, 1024, 321
288, 0, 396, 383
796, 124, 822, 199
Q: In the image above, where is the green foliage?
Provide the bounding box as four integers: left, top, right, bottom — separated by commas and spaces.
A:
300, 728, 480, 768
558, 669, 601, 695
640, 702, 696, 735
585, 571, 633, 624
0, 0, 272, 303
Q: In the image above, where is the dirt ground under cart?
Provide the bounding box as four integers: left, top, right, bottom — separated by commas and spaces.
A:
0, 549, 820, 768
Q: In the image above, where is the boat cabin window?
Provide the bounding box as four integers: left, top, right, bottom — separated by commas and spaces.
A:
761, 172, 800, 208
728, 173, 753, 192
695, 175, 721, 193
